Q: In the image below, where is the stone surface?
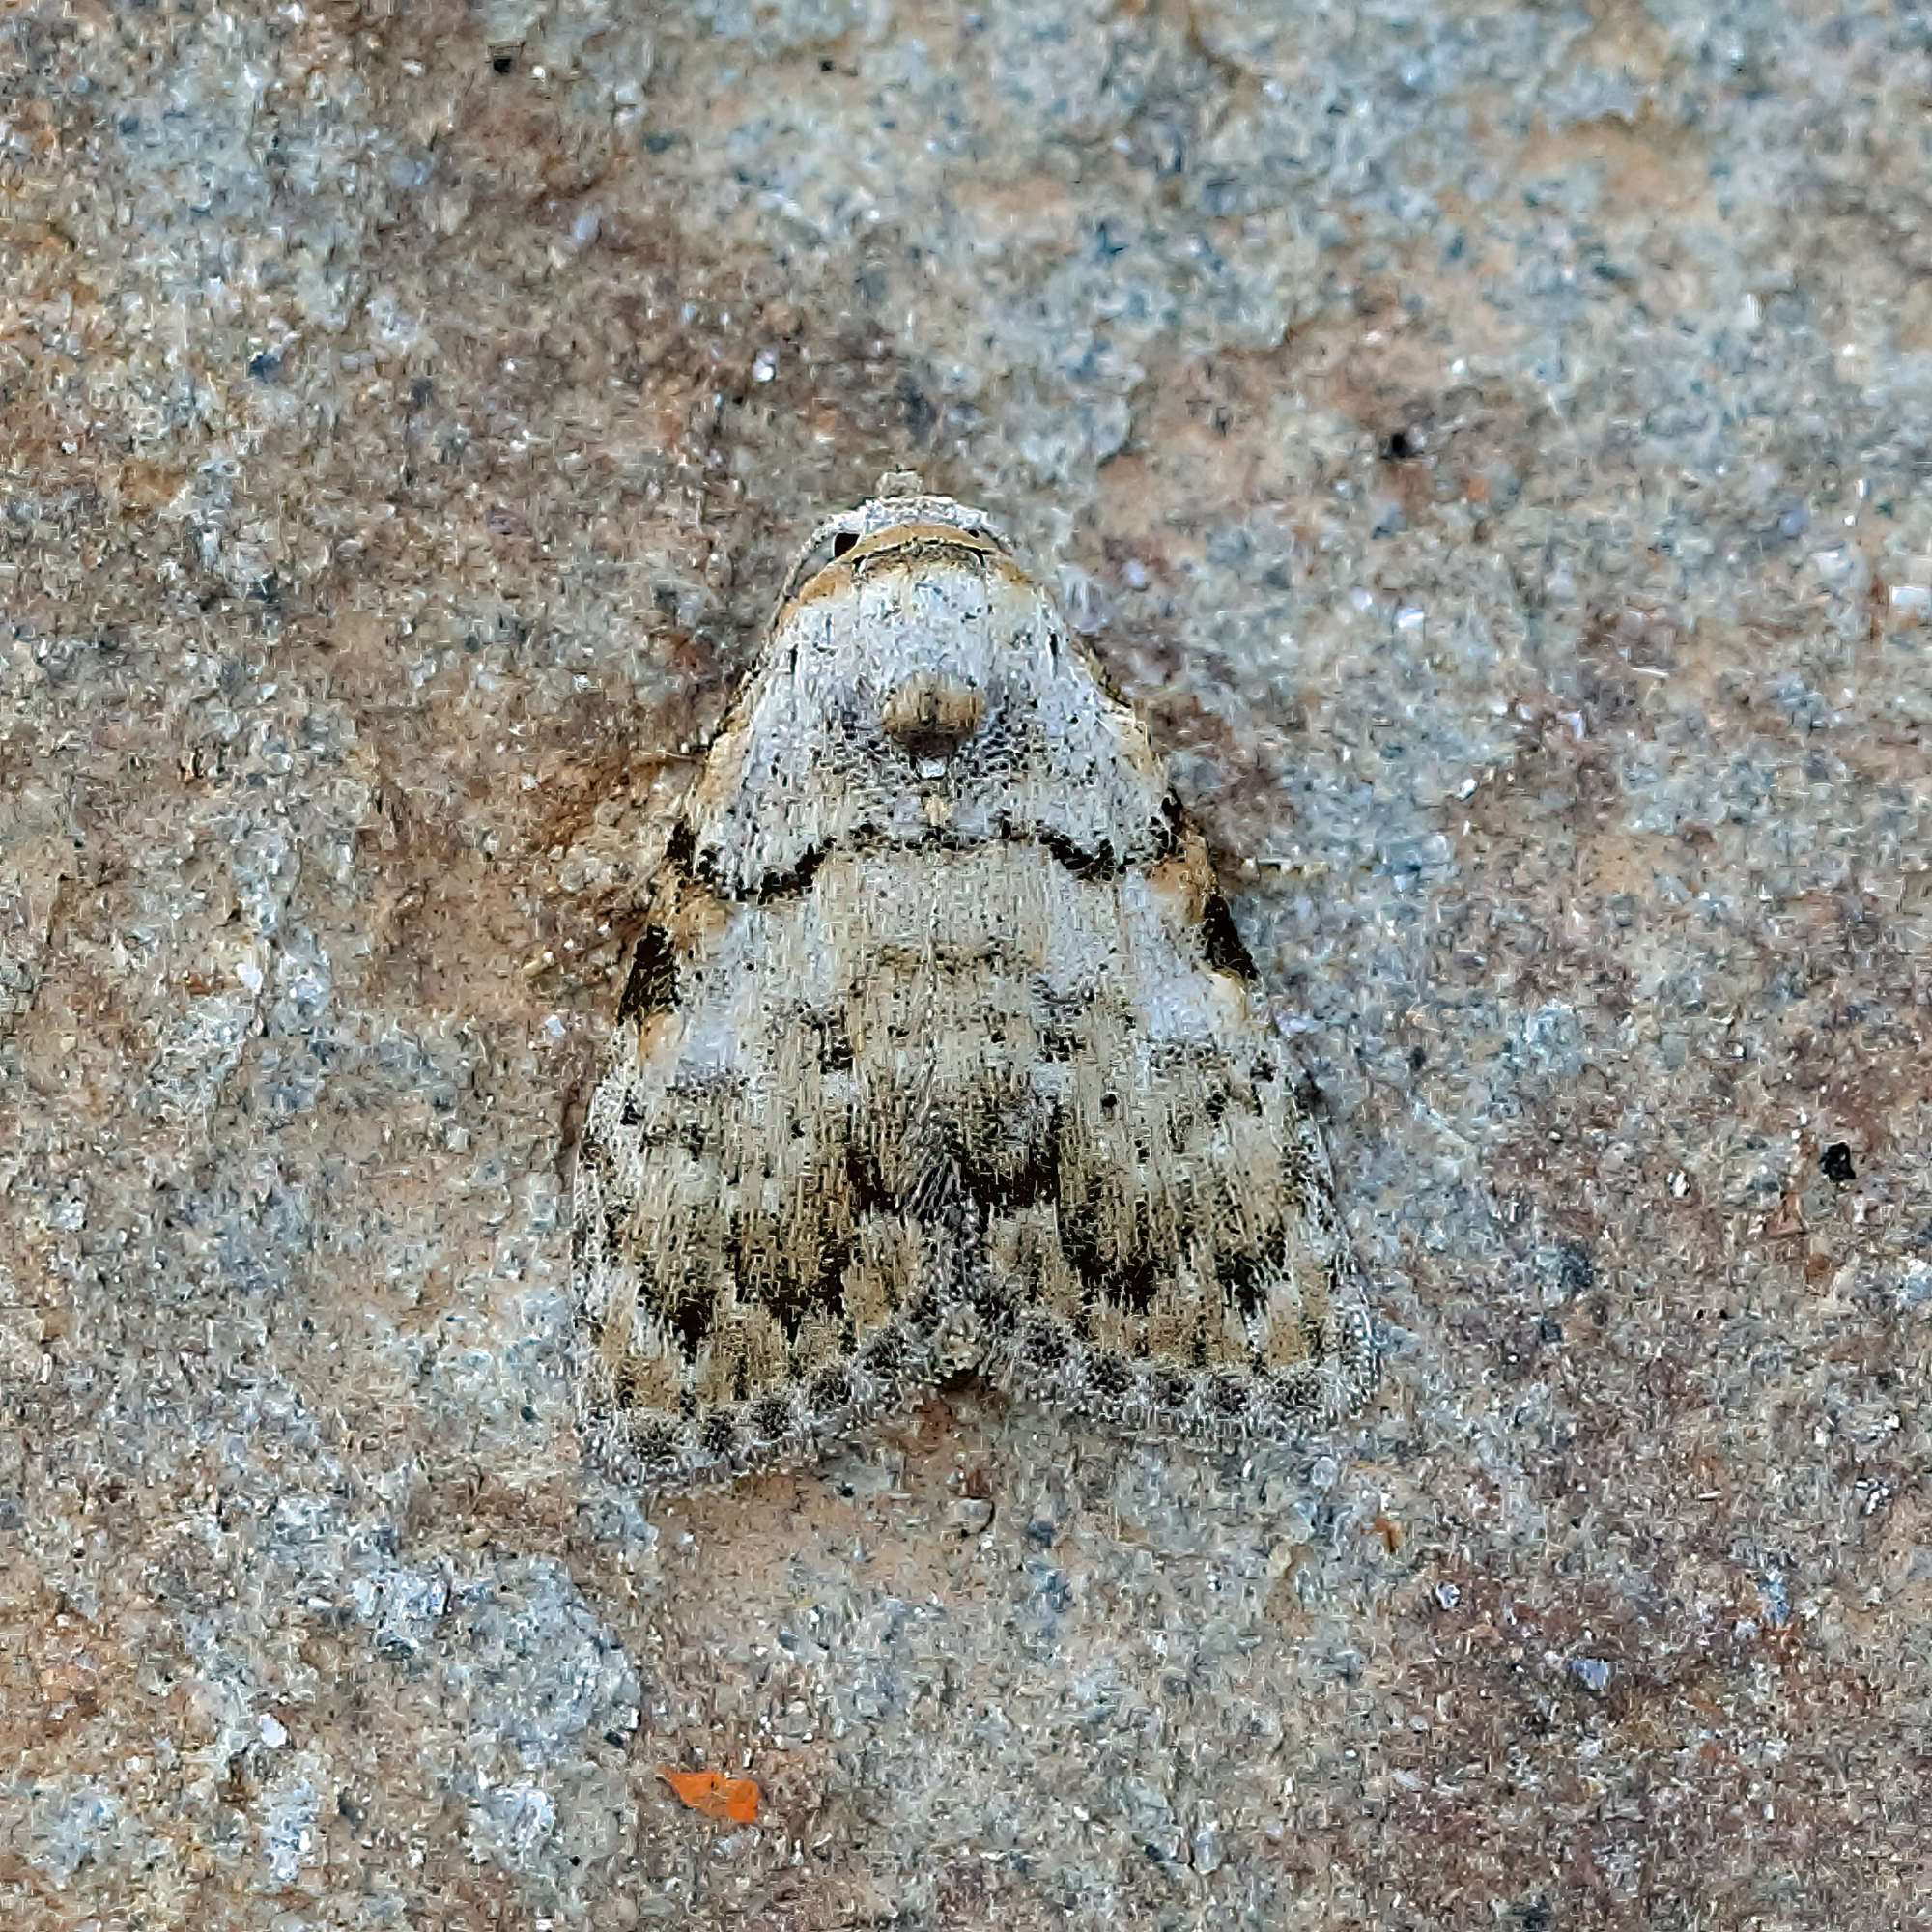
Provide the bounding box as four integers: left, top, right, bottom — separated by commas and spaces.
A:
2, 1, 1929, 1926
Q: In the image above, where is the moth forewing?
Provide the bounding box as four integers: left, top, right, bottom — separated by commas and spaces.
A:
569, 487, 1378, 1491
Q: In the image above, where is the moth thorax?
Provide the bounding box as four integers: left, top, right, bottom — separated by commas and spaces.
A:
881, 670, 986, 769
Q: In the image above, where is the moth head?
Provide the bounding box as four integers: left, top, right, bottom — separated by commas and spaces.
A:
690, 487, 1170, 893
768, 488, 1067, 778
777, 487, 1018, 608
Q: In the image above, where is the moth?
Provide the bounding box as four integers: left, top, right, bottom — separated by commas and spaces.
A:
570, 483, 1378, 1491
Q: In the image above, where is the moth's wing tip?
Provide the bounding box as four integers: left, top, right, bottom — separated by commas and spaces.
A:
564, 1297, 992, 1495
984, 1296, 1382, 1444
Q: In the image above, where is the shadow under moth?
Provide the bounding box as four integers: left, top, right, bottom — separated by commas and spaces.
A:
570, 483, 1378, 1491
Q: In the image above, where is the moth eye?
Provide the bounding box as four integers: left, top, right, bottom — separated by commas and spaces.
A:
783, 524, 865, 598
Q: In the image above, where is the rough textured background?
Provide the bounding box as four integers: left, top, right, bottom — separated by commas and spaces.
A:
3, 1, 1929, 1926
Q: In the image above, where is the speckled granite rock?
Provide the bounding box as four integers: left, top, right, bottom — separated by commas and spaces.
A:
3, 1, 1929, 1926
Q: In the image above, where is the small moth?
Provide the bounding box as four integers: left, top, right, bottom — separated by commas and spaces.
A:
570, 483, 1378, 1491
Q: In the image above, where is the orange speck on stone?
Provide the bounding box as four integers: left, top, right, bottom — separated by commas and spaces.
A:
657, 1765, 759, 1824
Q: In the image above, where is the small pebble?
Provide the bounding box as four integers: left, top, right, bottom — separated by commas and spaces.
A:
1192, 1821, 1223, 1875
